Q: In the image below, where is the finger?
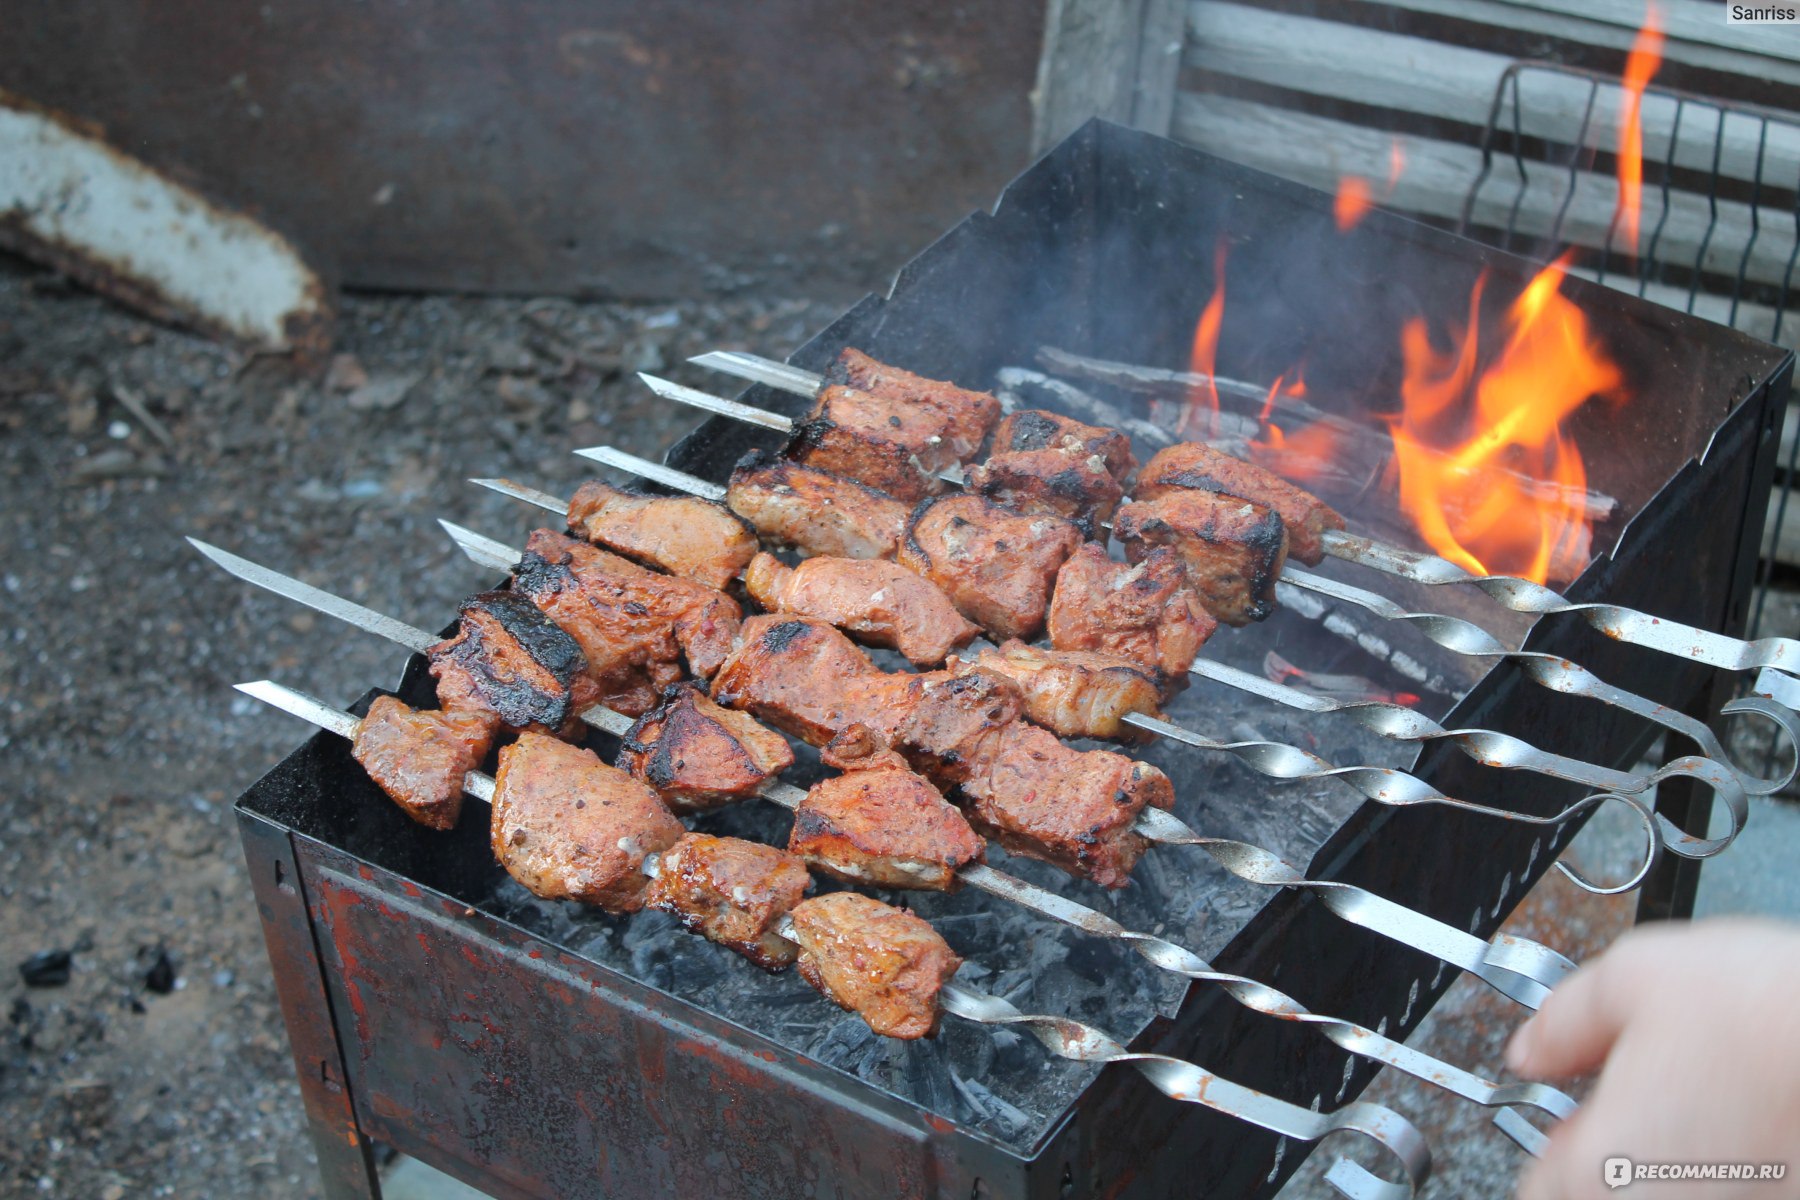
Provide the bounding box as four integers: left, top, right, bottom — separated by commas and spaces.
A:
1516, 1106, 1603, 1200
1508, 934, 1663, 1079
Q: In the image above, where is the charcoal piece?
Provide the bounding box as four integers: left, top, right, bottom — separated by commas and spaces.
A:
141, 948, 176, 994
18, 949, 72, 988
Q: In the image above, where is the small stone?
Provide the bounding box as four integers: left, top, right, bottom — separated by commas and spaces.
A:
141, 948, 176, 995
345, 371, 419, 411
18, 949, 72, 987
101, 1185, 125, 1200
323, 353, 369, 393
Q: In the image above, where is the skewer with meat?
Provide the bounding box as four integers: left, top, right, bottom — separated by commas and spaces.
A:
965, 439, 1124, 538
512, 528, 740, 715
1045, 544, 1217, 690
743, 551, 978, 667
824, 347, 1002, 463
898, 494, 1082, 641
428, 589, 597, 736
1112, 491, 1290, 626
989, 409, 1138, 485
644, 832, 813, 970
1134, 442, 1346, 567
618, 682, 795, 812
787, 727, 986, 890
951, 640, 1163, 743
786, 891, 963, 1039
726, 449, 910, 561
565, 479, 759, 590
350, 694, 498, 829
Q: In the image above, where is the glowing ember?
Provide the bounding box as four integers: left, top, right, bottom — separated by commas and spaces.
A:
1181, 239, 1229, 436
1386, 254, 1624, 584
1616, 5, 1666, 256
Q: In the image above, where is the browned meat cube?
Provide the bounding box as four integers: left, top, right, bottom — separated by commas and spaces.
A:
789, 764, 984, 891
897, 494, 1082, 641
953, 641, 1161, 742
1113, 492, 1290, 626
826, 348, 1000, 463
565, 480, 759, 590
428, 590, 592, 734
619, 683, 795, 813
787, 415, 941, 503
710, 616, 889, 745
744, 551, 978, 667
726, 450, 909, 561
1046, 544, 1216, 691
350, 695, 496, 830
518, 529, 740, 696
991, 409, 1137, 483
958, 722, 1173, 889
888, 669, 1022, 784
1135, 442, 1345, 566
788, 892, 962, 1040
644, 833, 812, 971
966, 445, 1124, 537
489, 732, 685, 912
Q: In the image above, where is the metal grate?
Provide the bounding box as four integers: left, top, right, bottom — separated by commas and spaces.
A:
1461, 60, 1800, 644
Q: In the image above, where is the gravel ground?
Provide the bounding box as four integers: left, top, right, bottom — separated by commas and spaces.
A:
0, 256, 837, 1200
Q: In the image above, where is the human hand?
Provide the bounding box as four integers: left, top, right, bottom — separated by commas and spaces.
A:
1507, 917, 1800, 1199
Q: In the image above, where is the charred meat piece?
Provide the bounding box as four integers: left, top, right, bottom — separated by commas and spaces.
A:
826, 348, 1000, 463
519, 528, 740, 692
644, 833, 812, 971
959, 722, 1173, 889
966, 444, 1123, 537
1046, 544, 1216, 691
619, 683, 795, 812
489, 732, 685, 912
726, 449, 910, 561
712, 616, 890, 745
953, 641, 1161, 742
350, 695, 496, 830
888, 669, 1022, 784
428, 590, 591, 733
991, 409, 1137, 483
787, 892, 962, 1040
1135, 442, 1345, 566
785, 379, 968, 503
898, 494, 1082, 641
1113, 492, 1290, 626
744, 551, 978, 667
790, 763, 985, 891
565, 480, 759, 590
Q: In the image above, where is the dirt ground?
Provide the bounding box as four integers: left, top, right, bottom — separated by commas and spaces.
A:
0, 255, 838, 1199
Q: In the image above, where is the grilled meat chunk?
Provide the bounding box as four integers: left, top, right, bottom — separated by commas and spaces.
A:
428, 590, 593, 734
517, 528, 740, 703
1135, 442, 1345, 566
790, 763, 984, 891
726, 449, 909, 561
953, 641, 1161, 742
825, 348, 1000, 463
711, 616, 889, 745
991, 409, 1137, 483
898, 494, 1082, 641
490, 732, 685, 912
788, 892, 962, 1040
959, 723, 1173, 889
350, 695, 496, 830
565, 480, 759, 590
888, 669, 1022, 784
787, 413, 942, 504
1046, 544, 1216, 690
619, 683, 795, 812
644, 833, 812, 971
1113, 492, 1290, 626
744, 551, 978, 667
966, 444, 1123, 537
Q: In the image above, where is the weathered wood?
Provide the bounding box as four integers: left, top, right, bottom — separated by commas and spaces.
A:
1765, 483, 1800, 568
1133, 0, 1190, 138
1170, 92, 1800, 289
1033, 0, 1188, 152
1186, 2, 1800, 188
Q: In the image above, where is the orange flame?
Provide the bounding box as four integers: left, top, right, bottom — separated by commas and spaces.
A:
1616, 5, 1666, 256
1387, 254, 1623, 584
1181, 240, 1229, 436
1334, 139, 1408, 232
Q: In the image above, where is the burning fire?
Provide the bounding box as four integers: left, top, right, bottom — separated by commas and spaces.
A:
1180, 239, 1230, 436
1386, 254, 1624, 584
1334, 140, 1407, 232
1616, 5, 1666, 256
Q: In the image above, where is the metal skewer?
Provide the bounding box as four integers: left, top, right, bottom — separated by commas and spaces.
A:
692, 349, 1800, 706
236, 678, 1432, 1200
549, 449, 1698, 892
633, 371, 1798, 798
235, 665, 1562, 1165
432, 516, 1580, 1006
